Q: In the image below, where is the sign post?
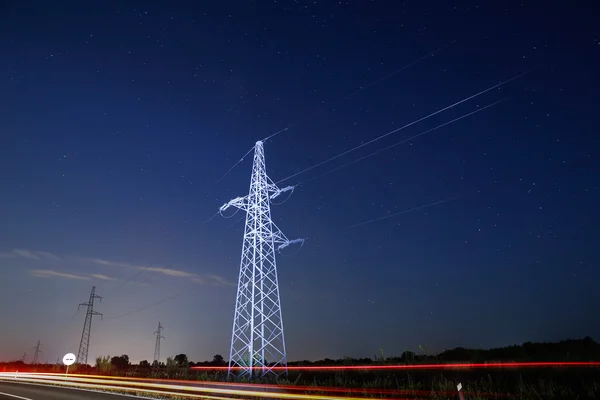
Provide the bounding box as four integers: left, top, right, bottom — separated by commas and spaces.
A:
457, 382, 465, 400
62, 353, 76, 378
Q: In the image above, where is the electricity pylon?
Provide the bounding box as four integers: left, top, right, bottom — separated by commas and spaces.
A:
77, 286, 102, 365
219, 140, 304, 379
32, 341, 42, 364
153, 322, 164, 364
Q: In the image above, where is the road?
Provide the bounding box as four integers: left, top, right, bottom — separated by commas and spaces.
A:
0, 381, 140, 400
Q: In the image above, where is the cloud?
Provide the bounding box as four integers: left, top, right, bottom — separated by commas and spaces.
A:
145, 266, 195, 278
4, 248, 231, 287
192, 274, 236, 286
29, 269, 90, 281
86, 257, 230, 286
2, 249, 61, 261
30, 250, 61, 260
90, 274, 115, 281
86, 258, 132, 268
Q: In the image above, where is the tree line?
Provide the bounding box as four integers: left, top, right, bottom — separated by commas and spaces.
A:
94, 353, 227, 372
1, 337, 598, 370
84, 336, 600, 370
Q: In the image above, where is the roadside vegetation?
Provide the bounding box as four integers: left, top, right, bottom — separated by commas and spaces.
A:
2, 337, 599, 399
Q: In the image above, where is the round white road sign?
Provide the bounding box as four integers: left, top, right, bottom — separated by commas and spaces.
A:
62, 353, 76, 366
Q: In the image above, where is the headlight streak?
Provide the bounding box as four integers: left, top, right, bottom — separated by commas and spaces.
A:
0, 371, 511, 398
0, 376, 232, 400
5, 363, 598, 399
0, 373, 398, 400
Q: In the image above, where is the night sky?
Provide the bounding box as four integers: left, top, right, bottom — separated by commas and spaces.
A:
1, 1, 599, 365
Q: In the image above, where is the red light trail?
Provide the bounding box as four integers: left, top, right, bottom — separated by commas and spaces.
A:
191, 361, 600, 371
0, 372, 512, 399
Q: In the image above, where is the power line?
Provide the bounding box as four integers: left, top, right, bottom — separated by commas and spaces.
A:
294, 98, 509, 187
105, 286, 195, 321
261, 46, 445, 144
100, 264, 159, 304
216, 46, 446, 185
137, 267, 167, 285
275, 69, 534, 185
216, 145, 256, 184
64, 308, 79, 328
346, 169, 566, 231
349, 196, 462, 229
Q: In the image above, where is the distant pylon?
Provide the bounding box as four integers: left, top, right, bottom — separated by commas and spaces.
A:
32, 341, 42, 364
20, 352, 27, 363
77, 286, 102, 365
153, 322, 164, 364
219, 140, 304, 379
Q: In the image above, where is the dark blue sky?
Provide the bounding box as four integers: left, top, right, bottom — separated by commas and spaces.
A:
1, 0, 598, 364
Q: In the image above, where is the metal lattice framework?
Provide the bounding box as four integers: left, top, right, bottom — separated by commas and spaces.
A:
77, 286, 102, 365
220, 140, 303, 379
32, 341, 42, 364
153, 322, 164, 364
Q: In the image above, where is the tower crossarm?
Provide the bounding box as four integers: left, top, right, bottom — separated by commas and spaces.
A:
91, 311, 103, 320
270, 220, 290, 245
269, 184, 294, 201
220, 185, 295, 213
271, 220, 306, 251
219, 196, 250, 213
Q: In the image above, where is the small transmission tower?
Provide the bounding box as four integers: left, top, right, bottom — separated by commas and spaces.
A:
153, 322, 164, 364
77, 286, 102, 365
20, 352, 27, 363
32, 340, 42, 364
220, 140, 304, 379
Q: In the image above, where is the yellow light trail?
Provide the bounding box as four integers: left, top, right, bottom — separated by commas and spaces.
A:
0, 373, 393, 400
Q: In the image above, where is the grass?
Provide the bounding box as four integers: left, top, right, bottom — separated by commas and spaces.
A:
3, 363, 600, 399
99, 366, 600, 399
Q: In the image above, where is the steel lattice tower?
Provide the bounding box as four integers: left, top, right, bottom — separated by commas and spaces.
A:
220, 140, 303, 379
153, 322, 164, 364
77, 286, 102, 365
32, 341, 42, 364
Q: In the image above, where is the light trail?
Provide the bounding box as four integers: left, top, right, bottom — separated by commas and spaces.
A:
0, 372, 511, 399
2, 360, 594, 400
276, 69, 534, 185
0, 373, 396, 400
0, 375, 234, 400
191, 361, 600, 371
